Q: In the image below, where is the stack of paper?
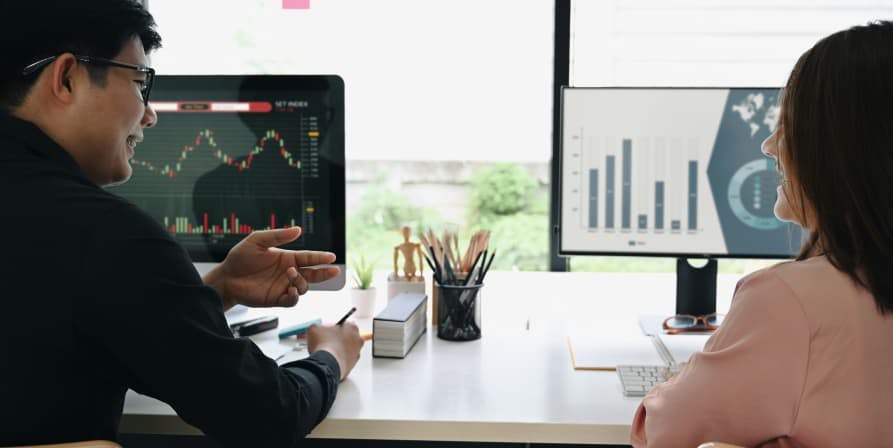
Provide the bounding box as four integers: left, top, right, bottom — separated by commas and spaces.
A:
567, 332, 667, 371
373, 293, 427, 358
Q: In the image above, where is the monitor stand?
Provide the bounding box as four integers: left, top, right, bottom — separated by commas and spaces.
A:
675, 257, 717, 316
638, 258, 717, 335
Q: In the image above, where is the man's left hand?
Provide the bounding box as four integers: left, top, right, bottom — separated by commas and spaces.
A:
205, 227, 340, 310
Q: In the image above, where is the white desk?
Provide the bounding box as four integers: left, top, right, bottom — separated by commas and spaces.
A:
121, 270, 742, 445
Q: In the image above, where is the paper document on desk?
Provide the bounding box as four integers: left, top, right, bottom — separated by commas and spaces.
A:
567, 332, 668, 371
254, 338, 293, 362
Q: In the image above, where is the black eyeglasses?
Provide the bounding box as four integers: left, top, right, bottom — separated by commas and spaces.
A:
21, 54, 155, 105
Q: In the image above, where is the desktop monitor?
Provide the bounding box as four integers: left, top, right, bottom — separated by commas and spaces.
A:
558, 87, 804, 314
111, 75, 346, 289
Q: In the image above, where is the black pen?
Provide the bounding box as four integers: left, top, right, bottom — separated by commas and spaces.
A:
443, 254, 456, 285
427, 245, 440, 271
336, 307, 357, 325
423, 253, 441, 284
464, 250, 485, 286
477, 249, 496, 284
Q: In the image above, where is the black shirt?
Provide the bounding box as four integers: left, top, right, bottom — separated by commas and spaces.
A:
0, 114, 340, 447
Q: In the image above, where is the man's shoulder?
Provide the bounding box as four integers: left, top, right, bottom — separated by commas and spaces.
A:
94, 194, 170, 239
56, 182, 156, 227
47, 181, 171, 245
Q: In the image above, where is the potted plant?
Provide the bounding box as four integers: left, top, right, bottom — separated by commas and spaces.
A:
350, 255, 377, 318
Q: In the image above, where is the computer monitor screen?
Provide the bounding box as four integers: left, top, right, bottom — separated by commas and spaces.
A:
111, 75, 345, 288
559, 87, 803, 258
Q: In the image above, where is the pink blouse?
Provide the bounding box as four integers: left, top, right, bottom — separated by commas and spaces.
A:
630, 256, 893, 447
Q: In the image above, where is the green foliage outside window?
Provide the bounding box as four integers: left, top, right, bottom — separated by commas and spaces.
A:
467, 163, 547, 271
352, 183, 434, 231
469, 163, 538, 220
345, 163, 549, 273
346, 174, 444, 274
343, 162, 768, 274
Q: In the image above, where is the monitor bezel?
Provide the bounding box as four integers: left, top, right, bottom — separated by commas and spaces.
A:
557, 86, 800, 260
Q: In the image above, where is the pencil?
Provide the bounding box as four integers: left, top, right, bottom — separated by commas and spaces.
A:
336, 307, 357, 325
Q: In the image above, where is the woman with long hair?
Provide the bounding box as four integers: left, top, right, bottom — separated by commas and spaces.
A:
631, 21, 893, 447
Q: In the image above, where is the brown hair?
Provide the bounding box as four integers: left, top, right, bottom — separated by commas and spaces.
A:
780, 20, 893, 314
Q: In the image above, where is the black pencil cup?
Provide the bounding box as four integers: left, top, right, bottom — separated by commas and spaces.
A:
436, 283, 483, 341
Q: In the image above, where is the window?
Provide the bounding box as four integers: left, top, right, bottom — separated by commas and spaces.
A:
147, 0, 555, 272
565, 0, 891, 273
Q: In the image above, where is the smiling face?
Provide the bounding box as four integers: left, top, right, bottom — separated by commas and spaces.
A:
761, 129, 811, 228
68, 36, 157, 186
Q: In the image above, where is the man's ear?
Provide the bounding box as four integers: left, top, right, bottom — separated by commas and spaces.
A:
46, 53, 80, 105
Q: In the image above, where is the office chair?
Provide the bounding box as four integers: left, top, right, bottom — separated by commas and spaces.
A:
7, 441, 120, 448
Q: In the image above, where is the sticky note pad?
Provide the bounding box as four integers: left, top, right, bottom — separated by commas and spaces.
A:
282, 0, 310, 9
278, 318, 322, 338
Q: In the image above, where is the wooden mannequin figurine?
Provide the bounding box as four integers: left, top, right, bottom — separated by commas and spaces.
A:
393, 226, 424, 281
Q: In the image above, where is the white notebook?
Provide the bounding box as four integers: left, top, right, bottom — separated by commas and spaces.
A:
567, 333, 667, 371
567, 332, 710, 371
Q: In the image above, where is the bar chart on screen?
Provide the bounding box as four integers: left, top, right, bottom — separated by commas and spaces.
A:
560, 88, 799, 257
572, 134, 702, 235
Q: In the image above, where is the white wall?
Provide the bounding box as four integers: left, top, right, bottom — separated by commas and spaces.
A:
570, 0, 893, 87
146, 0, 555, 162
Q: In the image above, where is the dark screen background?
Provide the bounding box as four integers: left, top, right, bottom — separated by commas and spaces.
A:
110, 75, 345, 262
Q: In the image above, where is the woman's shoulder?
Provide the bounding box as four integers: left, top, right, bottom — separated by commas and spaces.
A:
738, 256, 840, 288
737, 256, 864, 319
766, 256, 852, 292
731, 262, 807, 311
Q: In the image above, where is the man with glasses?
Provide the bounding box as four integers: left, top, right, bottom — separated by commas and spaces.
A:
21, 55, 156, 105
0, 1, 363, 447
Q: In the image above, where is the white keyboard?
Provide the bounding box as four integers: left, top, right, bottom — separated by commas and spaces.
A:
616, 365, 678, 397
